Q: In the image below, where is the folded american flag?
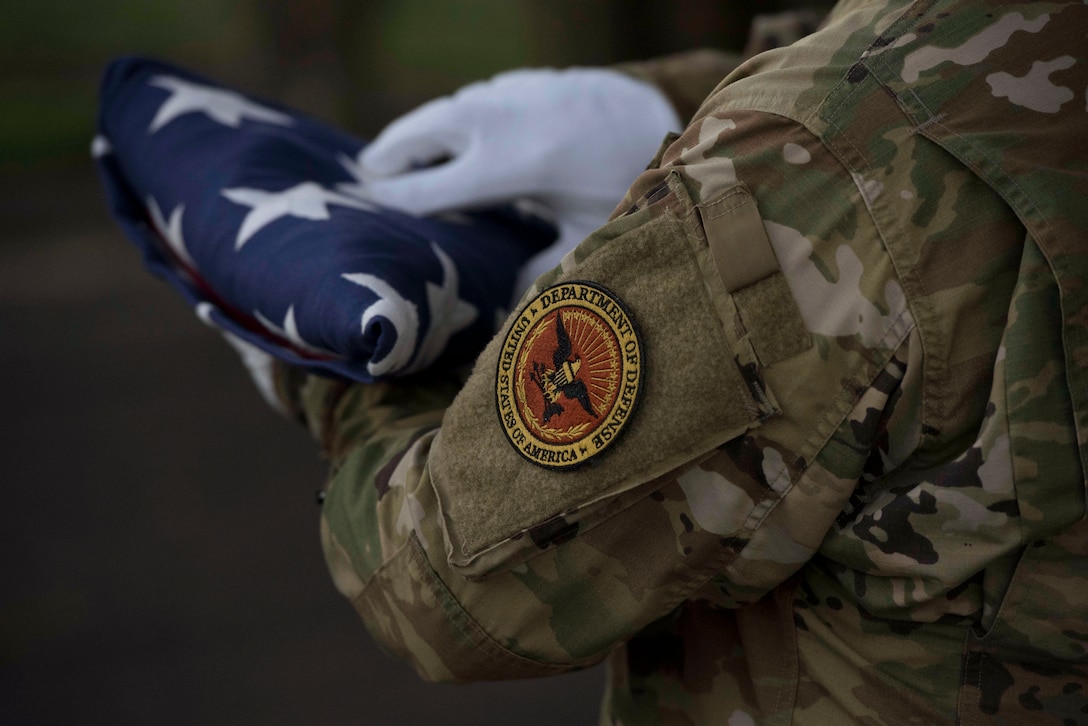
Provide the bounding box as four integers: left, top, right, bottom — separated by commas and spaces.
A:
93, 57, 554, 384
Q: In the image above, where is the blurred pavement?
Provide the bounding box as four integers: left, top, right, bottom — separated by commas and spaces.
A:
0, 162, 604, 724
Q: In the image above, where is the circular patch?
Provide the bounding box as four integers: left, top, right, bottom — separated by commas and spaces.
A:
495, 281, 643, 469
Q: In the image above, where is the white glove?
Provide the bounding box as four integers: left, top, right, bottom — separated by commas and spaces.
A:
359, 68, 681, 297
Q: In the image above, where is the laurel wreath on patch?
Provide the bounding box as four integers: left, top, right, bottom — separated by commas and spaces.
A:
515, 367, 594, 442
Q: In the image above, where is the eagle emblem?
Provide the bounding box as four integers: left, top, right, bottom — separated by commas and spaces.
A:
529, 311, 597, 424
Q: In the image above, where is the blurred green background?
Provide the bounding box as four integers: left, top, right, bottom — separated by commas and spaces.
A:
1, 0, 815, 169
2, 2, 827, 724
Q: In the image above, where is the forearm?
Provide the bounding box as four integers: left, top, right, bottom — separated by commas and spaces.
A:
273, 363, 461, 593
301, 370, 715, 681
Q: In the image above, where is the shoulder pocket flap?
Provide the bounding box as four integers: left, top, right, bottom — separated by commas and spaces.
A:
698, 185, 811, 367
431, 175, 791, 574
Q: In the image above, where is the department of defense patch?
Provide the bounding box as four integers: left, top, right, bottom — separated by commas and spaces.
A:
496, 281, 643, 469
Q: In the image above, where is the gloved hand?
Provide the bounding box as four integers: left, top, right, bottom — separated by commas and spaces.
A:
358, 68, 681, 296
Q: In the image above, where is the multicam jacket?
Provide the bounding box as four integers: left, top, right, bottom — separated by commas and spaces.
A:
273, 1, 1088, 723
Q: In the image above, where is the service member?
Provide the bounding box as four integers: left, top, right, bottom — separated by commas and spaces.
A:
262, 2, 1088, 723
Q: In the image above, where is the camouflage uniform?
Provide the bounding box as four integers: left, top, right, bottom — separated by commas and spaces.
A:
272, 2, 1088, 723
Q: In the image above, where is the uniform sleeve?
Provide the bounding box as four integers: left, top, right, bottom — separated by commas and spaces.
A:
270, 82, 919, 681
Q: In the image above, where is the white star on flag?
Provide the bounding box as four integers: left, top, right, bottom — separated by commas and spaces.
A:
146, 197, 195, 268
147, 75, 294, 133
342, 273, 420, 377
336, 151, 379, 200
221, 181, 379, 250
342, 242, 477, 376
410, 243, 478, 371
254, 305, 338, 358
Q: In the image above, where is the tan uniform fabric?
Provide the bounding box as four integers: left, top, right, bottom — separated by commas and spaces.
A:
274, 2, 1088, 723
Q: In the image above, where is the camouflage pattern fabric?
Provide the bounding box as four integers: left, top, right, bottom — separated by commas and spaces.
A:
272, 2, 1088, 723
